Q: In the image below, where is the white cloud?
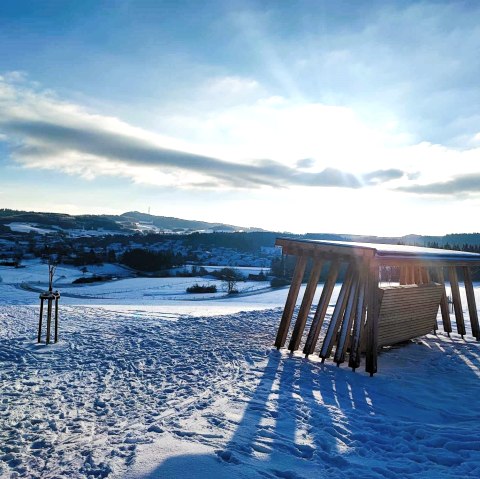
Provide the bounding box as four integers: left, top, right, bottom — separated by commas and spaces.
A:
0, 75, 402, 190
1, 74, 479, 198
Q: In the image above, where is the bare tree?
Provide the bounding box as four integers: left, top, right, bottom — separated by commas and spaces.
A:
48, 260, 57, 292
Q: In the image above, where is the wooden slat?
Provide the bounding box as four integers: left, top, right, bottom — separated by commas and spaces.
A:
348, 269, 367, 370
407, 266, 415, 284
448, 266, 466, 337
376, 283, 442, 347
415, 266, 420, 284
380, 301, 442, 310
380, 311, 440, 320
379, 317, 438, 329
463, 267, 480, 340
433, 267, 452, 333
46, 299, 52, 345
275, 255, 308, 348
399, 266, 407, 285
275, 238, 376, 260
303, 261, 340, 356
334, 274, 360, 365
380, 295, 445, 307
319, 266, 354, 361
288, 259, 324, 351
38, 298, 44, 343
378, 323, 436, 335
54, 296, 59, 343
365, 264, 380, 376
423, 268, 431, 283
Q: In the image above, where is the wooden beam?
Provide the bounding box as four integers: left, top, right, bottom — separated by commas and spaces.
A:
303, 261, 340, 356
319, 265, 354, 361
275, 237, 376, 260
421, 268, 430, 284
362, 254, 480, 267
274, 255, 308, 349
288, 259, 324, 352
433, 267, 452, 334
414, 266, 422, 284
349, 268, 368, 370
54, 295, 60, 343
365, 264, 381, 376
46, 298, 52, 345
334, 273, 360, 365
38, 298, 44, 343
448, 266, 466, 337
463, 266, 480, 340
406, 266, 414, 284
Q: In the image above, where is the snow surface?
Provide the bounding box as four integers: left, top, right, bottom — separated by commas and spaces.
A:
6, 223, 58, 235
1, 261, 480, 478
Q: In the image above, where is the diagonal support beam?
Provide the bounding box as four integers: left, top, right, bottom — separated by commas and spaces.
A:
288, 259, 324, 352
319, 265, 354, 361
365, 263, 381, 376
448, 266, 466, 337
275, 255, 308, 349
348, 267, 368, 371
303, 261, 340, 356
463, 266, 480, 340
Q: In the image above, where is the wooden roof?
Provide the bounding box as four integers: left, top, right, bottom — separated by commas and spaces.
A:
275, 238, 480, 266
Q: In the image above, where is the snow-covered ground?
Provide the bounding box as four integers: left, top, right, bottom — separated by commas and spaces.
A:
1, 261, 480, 478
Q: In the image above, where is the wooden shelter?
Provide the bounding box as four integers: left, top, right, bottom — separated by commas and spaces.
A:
274, 238, 480, 375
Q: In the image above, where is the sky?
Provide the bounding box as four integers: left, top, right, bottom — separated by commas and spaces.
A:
1, 0, 480, 236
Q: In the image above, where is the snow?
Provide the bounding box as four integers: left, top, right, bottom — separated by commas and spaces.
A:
6, 222, 57, 235
1, 261, 480, 478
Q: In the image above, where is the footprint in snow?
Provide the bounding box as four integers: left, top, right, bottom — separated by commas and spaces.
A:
215, 449, 241, 465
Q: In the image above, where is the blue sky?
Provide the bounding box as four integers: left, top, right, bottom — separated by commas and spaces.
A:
1, 0, 479, 235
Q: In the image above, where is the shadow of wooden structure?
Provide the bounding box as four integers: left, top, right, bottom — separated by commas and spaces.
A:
274, 239, 480, 376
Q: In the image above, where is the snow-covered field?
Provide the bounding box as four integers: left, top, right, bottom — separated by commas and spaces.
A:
1, 261, 480, 478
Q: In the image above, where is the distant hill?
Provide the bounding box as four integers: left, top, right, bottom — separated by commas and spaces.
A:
0, 208, 264, 234
0, 208, 479, 247
118, 211, 264, 233
0, 209, 123, 231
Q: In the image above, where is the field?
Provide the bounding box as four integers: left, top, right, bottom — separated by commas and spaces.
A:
1, 261, 480, 478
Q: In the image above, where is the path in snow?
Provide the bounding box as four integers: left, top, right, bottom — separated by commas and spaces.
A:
0, 305, 275, 478
1, 302, 480, 478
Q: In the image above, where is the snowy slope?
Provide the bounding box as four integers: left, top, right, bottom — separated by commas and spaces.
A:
1, 263, 480, 478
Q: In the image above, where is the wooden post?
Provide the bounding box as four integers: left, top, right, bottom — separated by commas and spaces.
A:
448, 266, 466, 337
38, 298, 44, 343
334, 273, 360, 365
406, 266, 414, 284
365, 263, 380, 376
275, 255, 308, 349
46, 298, 53, 345
421, 268, 430, 284
434, 267, 452, 334
414, 266, 422, 284
303, 261, 340, 356
349, 268, 368, 370
399, 266, 407, 285
54, 294, 60, 343
463, 267, 480, 340
288, 259, 324, 352
319, 265, 354, 361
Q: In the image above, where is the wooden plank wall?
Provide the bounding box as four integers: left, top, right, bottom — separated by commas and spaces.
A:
274, 254, 480, 375
376, 284, 443, 347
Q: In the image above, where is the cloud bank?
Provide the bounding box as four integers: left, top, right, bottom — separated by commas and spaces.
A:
398, 174, 480, 196
0, 77, 403, 190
